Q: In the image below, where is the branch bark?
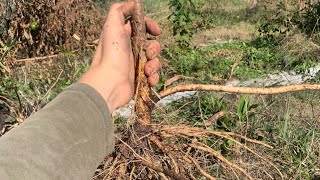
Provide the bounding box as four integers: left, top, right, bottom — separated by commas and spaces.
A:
132, 0, 152, 125
159, 84, 320, 99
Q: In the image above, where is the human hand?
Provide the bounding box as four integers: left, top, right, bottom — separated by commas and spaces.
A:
79, 1, 161, 112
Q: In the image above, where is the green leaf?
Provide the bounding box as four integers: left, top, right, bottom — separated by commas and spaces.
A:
237, 96, 246, 117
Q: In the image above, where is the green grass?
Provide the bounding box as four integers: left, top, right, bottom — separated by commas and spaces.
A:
163, 41, 318, 84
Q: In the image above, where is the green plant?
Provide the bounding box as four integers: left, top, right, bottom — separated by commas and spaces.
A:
297, 2, 320, 37
258, 2, 295, 44
280, 97, 291, 140
168, 0, 202, 46
165, 42, 292, 82
289, 130, 318, 179
29, 21, 38, 31
236, 95, 258, 122
0, 38, 16, 72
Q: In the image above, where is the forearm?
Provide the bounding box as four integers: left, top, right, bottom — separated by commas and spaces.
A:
0, 83, 114, 180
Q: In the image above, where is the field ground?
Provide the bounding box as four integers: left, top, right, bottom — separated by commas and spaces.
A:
0, 0, 319, 179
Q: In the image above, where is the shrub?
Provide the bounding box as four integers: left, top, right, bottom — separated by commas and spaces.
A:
168, 0, 203, 46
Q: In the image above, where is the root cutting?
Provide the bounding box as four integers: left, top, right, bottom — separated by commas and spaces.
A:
159, 84, 320, 98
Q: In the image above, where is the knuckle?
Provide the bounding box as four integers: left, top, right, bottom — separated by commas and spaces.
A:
110, 3, 122, 12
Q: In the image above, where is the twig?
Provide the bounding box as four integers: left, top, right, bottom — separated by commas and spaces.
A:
211, 131, 273, 149
159, 84, 320, 98
203, 111, 226, 127
129, 166, 136, 180
14, 54, 60, 62
168, 154, 179, 174
41, 70, 64, 100
104, 154, 121, 179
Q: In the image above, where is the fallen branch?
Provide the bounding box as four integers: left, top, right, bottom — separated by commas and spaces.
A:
159, 84, 320, 98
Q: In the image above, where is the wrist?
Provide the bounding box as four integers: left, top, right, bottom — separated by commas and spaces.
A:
78, 66, 119, 112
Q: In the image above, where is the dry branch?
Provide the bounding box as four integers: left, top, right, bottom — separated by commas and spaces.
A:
159, 84, 320, 98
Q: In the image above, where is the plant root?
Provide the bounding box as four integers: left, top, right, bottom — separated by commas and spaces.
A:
159, 84, 320, 98
98, 123, 282, 179
203, 111, 226, 127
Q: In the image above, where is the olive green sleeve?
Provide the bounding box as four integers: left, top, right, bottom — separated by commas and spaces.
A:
0, 83, 114, 180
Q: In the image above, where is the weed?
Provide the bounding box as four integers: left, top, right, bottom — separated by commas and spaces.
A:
168, 0, 203, 46
164, 37, 319, 86
280, 96, 291, 140
236, 95, 258, 122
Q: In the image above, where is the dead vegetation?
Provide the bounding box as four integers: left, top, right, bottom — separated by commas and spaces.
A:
0, 0, 103, 60
0, 0, 101, 133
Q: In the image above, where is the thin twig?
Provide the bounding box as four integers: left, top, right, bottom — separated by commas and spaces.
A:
42, 70, 64, 100
14, 54, 60, 62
